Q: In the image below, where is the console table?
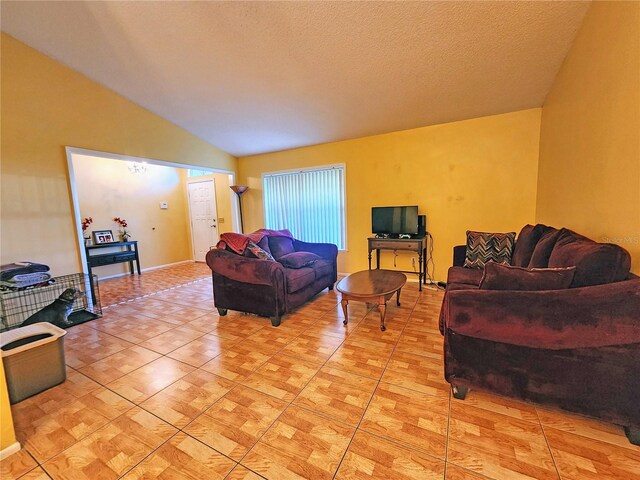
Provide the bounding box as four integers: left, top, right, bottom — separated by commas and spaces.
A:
368, 236, 427, 291
85, 241, 141, 302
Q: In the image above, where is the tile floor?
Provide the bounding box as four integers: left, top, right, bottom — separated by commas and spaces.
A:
2, 263, 640, 479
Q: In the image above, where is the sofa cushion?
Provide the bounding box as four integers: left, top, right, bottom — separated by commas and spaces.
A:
548, 229, 631, 287
268, 236, 296, 259
243, 241, 276, 261
279, 251, 321, 269
512, 224, 548, 267
447, 266, 484, 286
285, 267, 316, 293
446, 282, 479, 291
528, 227, 561, 268
463, 231, 516, 269
257, 236, 272, 256
479, 262, 576, 291
313, 259, 333, 279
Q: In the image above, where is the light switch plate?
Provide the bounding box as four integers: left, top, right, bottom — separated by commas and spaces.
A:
160, 202, 168, 209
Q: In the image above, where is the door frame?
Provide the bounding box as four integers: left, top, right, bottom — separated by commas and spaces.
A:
186, 178, 219, 262
65, 146, 238, 276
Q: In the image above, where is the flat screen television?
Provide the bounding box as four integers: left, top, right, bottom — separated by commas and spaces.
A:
372, 206, 419, 235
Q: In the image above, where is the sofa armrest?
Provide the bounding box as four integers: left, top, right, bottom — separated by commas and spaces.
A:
293, 240, 338, 261
453, 245, 466, 267
444, 278, 640, 349
205, 248, 285, 286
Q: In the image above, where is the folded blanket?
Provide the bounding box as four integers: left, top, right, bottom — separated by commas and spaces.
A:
0, 262, 50, 282
217, 229, 294, 255
1, 273, 52, 289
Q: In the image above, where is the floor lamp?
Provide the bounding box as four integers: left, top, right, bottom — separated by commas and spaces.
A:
230, 185, 249, 233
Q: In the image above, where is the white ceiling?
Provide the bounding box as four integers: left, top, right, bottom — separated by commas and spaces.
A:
1, 1, 590, 157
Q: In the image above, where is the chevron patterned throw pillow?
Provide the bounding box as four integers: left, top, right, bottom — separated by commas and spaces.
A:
463, 230, 516, 269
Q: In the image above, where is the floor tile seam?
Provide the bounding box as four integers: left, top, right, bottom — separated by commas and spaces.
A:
444, 378, 453, 478
69, 344, 157, 378
24, 397, 141, 467
110, 428, 185, 480
534, 408, 563, 480
443, 460, 498, 480
330, 293, 419, 480
101, 277, 209, 309
354, 425, 448, 463
231, 320, 363, 469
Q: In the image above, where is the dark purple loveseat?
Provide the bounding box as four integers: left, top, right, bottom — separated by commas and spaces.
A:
439, 225, 640, 444
206, 232, 337, 327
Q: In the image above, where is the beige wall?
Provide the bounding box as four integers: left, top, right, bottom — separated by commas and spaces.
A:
0, 34, 237, 276
239, 109, 541, 279
537, 1, 640, 273
73, 155, 192, 277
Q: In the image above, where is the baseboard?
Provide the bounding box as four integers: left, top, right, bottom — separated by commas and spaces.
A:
0, 442, 21, 461
96, 260, 195, 280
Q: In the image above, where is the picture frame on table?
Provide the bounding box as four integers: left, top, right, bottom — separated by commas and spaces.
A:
93, 230, 115, 244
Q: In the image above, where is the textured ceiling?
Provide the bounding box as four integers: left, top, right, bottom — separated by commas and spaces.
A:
1, 1, 590, 157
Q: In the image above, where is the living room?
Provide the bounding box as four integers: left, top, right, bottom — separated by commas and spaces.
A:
1, 1, 639, 479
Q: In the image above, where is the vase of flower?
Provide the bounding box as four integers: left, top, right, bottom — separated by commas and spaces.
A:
82, 217, 93, 246
113, 217, 131, 242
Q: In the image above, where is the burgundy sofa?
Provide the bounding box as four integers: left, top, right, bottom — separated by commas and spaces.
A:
206, 232, 337, 327
439, 225, 640, 445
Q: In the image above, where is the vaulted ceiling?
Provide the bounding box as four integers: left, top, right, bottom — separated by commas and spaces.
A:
1, 1, 590, 157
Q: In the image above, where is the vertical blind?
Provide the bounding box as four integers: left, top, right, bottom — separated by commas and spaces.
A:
263, 166, 346, 249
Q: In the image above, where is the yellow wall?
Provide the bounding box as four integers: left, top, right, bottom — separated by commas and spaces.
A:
239, 109, 541, 279
73, 155, 192, 277
1, 362, 17, 451
537, 1, 640, 273
1, 33, 236, 276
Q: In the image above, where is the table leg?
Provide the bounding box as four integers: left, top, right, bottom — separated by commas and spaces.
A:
418, 248, 423, 291
368, 249, 372, 270
376, 249, 380, 269
341, 299, 349, 326
397, 288, 402, 306
378, 296, 387, 331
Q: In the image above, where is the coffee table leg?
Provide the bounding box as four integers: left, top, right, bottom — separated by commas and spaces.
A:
397, 288, 402, 306
378, 296, 386, 331
341, 299, 349, 326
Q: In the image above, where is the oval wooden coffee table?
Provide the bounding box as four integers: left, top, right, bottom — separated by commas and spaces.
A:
336, 270, 407, 331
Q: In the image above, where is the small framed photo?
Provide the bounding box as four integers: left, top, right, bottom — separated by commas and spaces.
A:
93, 230, 115, 244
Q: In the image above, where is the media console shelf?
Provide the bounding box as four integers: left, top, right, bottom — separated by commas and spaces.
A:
85, 241, 141, 303
368, 236, 427, 291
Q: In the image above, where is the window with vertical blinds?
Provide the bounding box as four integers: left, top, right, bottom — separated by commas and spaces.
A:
263, 166, 346, 250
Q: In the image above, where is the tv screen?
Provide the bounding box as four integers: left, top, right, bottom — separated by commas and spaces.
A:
372, 206, 418, 235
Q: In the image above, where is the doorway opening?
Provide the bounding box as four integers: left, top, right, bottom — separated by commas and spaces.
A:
65, 147, 238, 280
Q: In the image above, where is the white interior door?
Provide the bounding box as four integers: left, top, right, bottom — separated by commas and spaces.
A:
188, 180, 219, 262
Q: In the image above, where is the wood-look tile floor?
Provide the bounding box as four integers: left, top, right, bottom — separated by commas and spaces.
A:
4, 264, 640, 479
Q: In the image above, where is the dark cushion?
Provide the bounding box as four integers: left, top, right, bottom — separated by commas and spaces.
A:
243, 241, 276, 261
528, 227, 561, 268
257, 236, 272, 255
313, 259, 333, 279
512, 224, 548, 267
447, 266, 484, 286
463, 231, 516, 269
479, 262, 576, 291
268, 236, 296, 259
279, 251, 321, 269
548, 229, 631, 287
285, 267, 316, 293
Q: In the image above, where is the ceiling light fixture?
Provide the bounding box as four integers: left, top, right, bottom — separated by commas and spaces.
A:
128, 161, 147, 174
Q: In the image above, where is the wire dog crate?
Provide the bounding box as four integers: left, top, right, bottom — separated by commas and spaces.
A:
0, 273, 102, 332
